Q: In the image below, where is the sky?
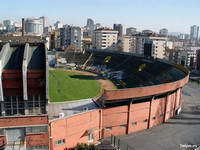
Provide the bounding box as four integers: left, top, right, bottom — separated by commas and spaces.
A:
0, 0, 200, 33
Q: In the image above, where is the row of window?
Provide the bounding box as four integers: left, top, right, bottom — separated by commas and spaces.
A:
27, 145, 48, 150
105, 114, 165, 130
0, 126, 48, 136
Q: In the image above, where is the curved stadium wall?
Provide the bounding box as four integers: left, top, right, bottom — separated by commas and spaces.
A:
49, 50, 189, 150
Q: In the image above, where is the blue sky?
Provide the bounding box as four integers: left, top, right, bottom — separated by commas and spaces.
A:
0, 0, 199, 33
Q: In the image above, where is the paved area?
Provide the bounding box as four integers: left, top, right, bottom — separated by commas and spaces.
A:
118, 82, 200, 150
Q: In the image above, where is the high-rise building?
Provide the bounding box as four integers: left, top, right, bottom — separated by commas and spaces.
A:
159, 28, 168, 36
190, 25, 199, 41
86, 18, 95, 37
3, 20, 14, 32
60, 26, 83, 50
87, 18, 94, 27
40, 16, 48, 31
196, 49, 200, 71
113, 24, 123, 38
93, 28, 118, 50
126, 27, 137, 35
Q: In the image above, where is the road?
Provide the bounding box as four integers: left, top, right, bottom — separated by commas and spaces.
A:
118, 82, 200, 150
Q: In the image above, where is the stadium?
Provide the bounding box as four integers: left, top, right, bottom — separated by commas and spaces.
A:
0, 40, 189, 150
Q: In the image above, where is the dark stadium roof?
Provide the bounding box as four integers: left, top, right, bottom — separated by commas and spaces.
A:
59, 49, 187, 89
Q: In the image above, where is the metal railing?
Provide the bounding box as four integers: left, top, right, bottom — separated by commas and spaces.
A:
109, 135, 136, 150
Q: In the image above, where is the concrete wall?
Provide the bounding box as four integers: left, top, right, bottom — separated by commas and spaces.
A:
49, 88, 183, 150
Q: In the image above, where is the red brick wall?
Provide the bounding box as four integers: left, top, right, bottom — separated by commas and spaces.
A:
129, 102, 150, 133
149, 98, 166, 128
0, 115, 48, 128
49, 88, 184, 150
102, 106, 128, 137
50, 110, 101, 150
102, 75, 189, 101
2, 70, 23, 96
26, 133, 49, 146
27, 70, 46, 95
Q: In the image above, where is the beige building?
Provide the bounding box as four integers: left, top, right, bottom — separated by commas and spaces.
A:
134, 34, 167, 59
147, 36, 168, 59
93, 28, 118, 50
121, 36, 136, 53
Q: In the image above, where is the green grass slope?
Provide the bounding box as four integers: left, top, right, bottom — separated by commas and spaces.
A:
49, 70, 101, 102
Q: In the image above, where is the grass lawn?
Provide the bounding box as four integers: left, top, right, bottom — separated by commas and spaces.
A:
49, 70, 101, 102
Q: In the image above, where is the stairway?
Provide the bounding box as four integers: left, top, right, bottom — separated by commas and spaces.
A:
96, 140, 117, 150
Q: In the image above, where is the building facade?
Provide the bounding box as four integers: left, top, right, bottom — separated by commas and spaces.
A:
121, 35, 136, 53
159, 28, 168, 36
0, 41, 49, 150
24, 18, 44, 36
126, 27, 137, 36
60, 26, 83, 51
113, 24, 123, 38
179, 50, 197, 68
144, 36, 167, 59
93, 29, 118, 50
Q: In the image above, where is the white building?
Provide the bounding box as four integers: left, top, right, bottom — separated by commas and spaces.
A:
54, 21, 63, 29
166, 41, 173, 49
25, 18, 44, 36
179, 50, 196, 68
144, 36, 167, 59
93, 29, 118, 50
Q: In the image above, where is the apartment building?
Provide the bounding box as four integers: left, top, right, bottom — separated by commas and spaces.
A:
93, 28, 118, 50
121, 35, 136, 53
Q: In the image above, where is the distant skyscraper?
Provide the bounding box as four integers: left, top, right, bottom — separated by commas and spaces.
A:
3, 20, 14, 32
86, 18, 95, 37
126, 27, 136, 35
40, 16, 48, 31
87, 18, 94, 27
113, 24, 123, 38
159, 28, 168, 36
190, 25, 199, 41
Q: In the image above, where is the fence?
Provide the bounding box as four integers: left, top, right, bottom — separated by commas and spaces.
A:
109, 135, 136, 150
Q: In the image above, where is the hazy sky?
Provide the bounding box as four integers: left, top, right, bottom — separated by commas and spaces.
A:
0, 0, 199, 33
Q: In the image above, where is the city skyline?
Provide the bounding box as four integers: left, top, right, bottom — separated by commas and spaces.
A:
1, 0, 200, 33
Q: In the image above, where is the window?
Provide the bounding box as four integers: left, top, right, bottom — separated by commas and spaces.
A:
88, 133, 94, 143
105, 127, 112, 130
26, 126, 48, 134
27, 145, 48, 150
132, 122, 137, 126
55, 139, 65, 145
160, 114, 164, 117
143, 119, 148, 122
120, 125, 126, 128
0, 129, 4, 135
